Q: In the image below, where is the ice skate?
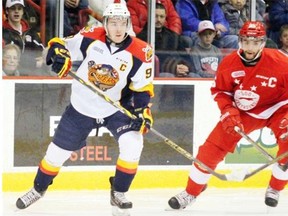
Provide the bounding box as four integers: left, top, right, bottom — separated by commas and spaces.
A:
265, 186, 280, 207
16, 187, 45, 209
168, 190, 196, 209
109, 176, 132, 216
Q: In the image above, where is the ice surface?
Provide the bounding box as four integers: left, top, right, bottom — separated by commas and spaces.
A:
2, 188, 288, 216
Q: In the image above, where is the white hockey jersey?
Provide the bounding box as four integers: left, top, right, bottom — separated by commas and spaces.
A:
62, 26, 154, 118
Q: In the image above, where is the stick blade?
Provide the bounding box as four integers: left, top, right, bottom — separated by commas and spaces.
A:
225, 169, 248, 182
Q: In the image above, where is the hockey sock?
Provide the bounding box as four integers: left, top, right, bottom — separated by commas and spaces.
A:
186, 177, 208, 196
34, 159, 60, 192
268, 163, 288, 191
113, 158, 138, 192
185, 163, 211, 196
269, 176, 288, 191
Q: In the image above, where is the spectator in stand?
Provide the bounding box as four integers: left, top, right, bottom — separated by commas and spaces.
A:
161, 20, 222, 78
187, 20, 222, 78
127, 0, 182, 35
279, 24, 288, 55
64, 0, 89, 36
137, 3, 186, 51
2, 44, 21, 76
219, 0, 277, 48
268, 0, 288, 47
175, 0, 238, 49
219, 0, 263, 35
3, 0, 45, 75
132, 1, 191, 77
256, 0, 266, 17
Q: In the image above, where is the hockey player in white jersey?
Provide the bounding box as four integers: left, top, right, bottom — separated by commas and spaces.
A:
16, 1, 154, 213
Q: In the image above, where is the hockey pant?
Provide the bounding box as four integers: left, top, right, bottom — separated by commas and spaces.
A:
34, 104, 143, 192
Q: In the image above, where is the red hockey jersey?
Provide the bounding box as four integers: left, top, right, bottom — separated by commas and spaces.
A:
211, 49, 288, 119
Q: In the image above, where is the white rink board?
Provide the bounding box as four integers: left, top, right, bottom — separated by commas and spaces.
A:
2, 79, 276, 174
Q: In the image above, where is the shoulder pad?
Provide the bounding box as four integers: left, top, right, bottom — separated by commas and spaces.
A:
127, 37, 153, 63
79, 26, 106, 41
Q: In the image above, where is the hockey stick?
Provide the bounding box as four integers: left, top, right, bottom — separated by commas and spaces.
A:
234, 126, 274, 161
68, 71, 287, 181
235, 126, 288, 171
242, 150, 288, 180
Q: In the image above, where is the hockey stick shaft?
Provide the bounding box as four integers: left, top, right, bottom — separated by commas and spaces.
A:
243, 150, 288, 180
68, 71, 229, 181
234, 126, 274, 161
148, 128, 228, 180
234, 127, 288, 172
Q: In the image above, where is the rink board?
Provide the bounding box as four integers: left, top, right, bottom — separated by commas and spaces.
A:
2, 78, 280, 191
2, 169, 274, 192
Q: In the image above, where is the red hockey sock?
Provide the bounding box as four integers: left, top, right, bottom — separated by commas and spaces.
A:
186, 177, 207, 196
269, 176, 288, 191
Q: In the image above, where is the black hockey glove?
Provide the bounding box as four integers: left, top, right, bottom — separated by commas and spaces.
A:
46, 39, 71, 78
130, 107, 153, 134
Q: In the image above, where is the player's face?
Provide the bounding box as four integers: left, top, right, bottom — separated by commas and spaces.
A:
6, 4, 24, 23
106, 17, 128, 44
240, 37, 265, 60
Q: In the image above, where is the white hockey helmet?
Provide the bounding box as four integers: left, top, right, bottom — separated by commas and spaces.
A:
103, 3, 131, 33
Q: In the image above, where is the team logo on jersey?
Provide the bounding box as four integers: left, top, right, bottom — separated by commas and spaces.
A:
88, 61, 119, 91
234, 90, 259, 111
142, 45, 153, 62
232, 70, 245, 78
80, 24, 97, 33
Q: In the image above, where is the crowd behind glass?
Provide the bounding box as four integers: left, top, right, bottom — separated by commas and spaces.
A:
2, 0, 288, 78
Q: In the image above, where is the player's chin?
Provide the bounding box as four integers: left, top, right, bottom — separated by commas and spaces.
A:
112, 36, 125, 43
243, 52, 256, 60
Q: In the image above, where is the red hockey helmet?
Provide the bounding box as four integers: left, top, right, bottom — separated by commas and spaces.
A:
237, 21, 267, 62
239, 21, 266, 39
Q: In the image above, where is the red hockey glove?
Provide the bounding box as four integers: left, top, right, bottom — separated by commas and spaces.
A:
220, 107, 243, 136
130, 107, 153, 134
279, 113, 288, 140
46, 44, 71, 78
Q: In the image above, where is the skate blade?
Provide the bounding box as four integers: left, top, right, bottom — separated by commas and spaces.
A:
266, 206, 277, 214
112, 206, 131, 216
164, 204, 189, 211
164, 206, 183, 211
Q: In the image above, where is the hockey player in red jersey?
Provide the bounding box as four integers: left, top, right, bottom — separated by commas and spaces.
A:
168, 21, 288, 209
16, 2, 154, 212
